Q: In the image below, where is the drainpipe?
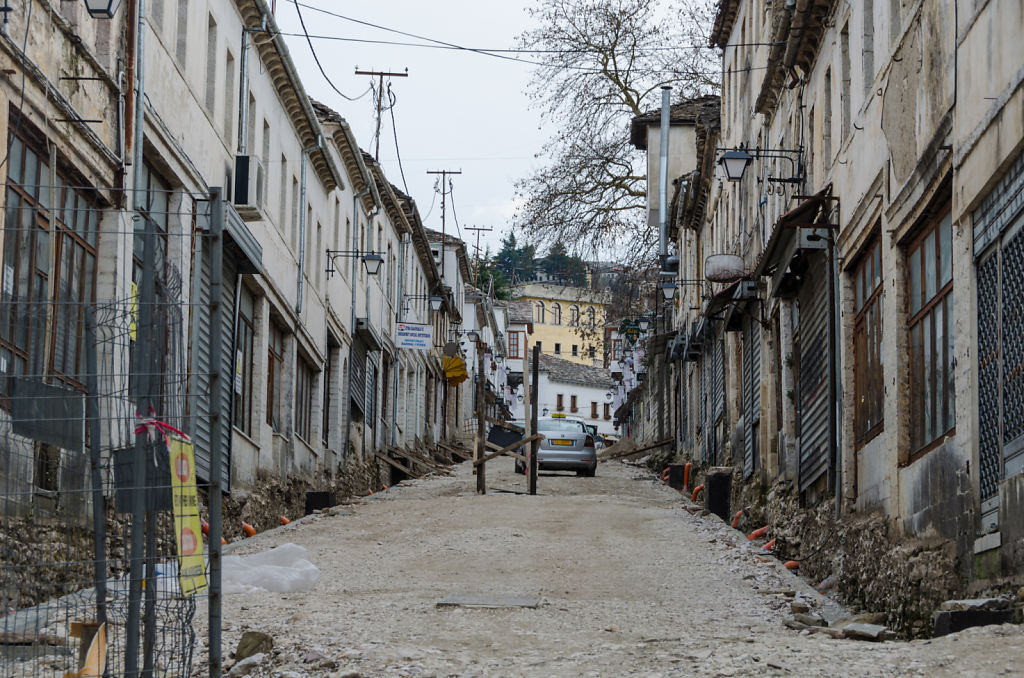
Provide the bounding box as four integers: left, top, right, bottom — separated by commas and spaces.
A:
342, 185, 372, 462
296, 136, 322, 315
392, 232, 409, 446
658, 86, 671, 265
236, 15, 267, 155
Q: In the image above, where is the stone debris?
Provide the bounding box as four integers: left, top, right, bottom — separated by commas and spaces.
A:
939, 596, 1014, 611
791, 612, 825, 627
789, 601, 810, 613
235, 631, 273, 661
841, 623, 893, 641
227, 652, 265, 676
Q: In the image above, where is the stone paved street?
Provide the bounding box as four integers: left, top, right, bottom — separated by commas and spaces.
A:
196, 460, 1024, 677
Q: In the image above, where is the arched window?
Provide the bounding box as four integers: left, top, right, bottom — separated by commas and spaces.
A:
534, 301, 546, 324
551, 302, 562, 325
569, 305, 580, 326
585, 306, 596, 328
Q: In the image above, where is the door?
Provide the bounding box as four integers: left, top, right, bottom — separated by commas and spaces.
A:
797, 257, 830, 494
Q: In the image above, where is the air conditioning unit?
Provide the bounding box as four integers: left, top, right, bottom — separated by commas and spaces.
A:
233, 155, 265, 220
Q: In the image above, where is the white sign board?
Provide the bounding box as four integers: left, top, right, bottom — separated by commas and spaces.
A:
396, 323, 432, 350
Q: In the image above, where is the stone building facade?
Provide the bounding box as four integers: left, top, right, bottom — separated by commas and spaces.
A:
635, 0, 1024, 596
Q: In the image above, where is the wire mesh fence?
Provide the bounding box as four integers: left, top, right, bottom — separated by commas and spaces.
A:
0, 199, 222, 677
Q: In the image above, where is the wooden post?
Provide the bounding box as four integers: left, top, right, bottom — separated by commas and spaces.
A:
476, 347, 487, 494
529, 344, 539, 495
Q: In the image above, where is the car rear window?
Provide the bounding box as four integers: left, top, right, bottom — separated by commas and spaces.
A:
538, 420, 586, 433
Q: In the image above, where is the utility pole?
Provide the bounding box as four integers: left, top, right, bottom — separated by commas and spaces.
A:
354, 68, 408, 161
425, 169, 461, 280
464, 225, 493, 285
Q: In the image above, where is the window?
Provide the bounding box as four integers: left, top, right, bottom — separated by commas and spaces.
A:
278, 155, 288, 231
534, 301, 545, 324
554, 342, 561, 355
862, 0, 875, 97
267, 321, 285, 431
604, 403, 611, 420
175, 0, 189, 64
823, 68, 832, 167
569, 305, 579, 326
556, 393, 564, 412
589, 346, 596, 359
570, 395, 578, 412
840, 23, 852, 140
205, 15, 217, 113
906, 202, 954, 456
612, 339, 622, 360
1, 131, 98, 396
508, 330, 521, 359
571, 344, 578, 357
233, 284, 256, 435
853, 233, 883, 447
551, 302, 561, 325
295, 355, 315, 443
223, 51, 235, 138
590, 401, 598, 418
586, 306, 596, 327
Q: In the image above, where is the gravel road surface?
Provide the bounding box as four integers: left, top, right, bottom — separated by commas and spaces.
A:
194, 459, 1024, 677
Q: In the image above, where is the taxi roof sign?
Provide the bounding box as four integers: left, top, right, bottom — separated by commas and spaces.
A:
551, 412, 566, 418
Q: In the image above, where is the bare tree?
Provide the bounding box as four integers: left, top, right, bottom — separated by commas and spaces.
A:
514, 0, 718, 265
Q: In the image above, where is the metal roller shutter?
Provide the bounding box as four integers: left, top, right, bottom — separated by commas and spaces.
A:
191, 236, 236, 491
743, 320, 761, 478
797, 258, 830, 493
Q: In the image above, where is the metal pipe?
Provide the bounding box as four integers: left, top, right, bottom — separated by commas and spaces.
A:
237, 15, 267, 155
84, 310, 106, 627
658, 86, 671, 262
296, 136, 321, 315
125, 0, 149, 672
207, 188, 226, 678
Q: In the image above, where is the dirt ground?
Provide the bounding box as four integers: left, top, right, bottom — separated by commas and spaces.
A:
192, 458, 1024, 677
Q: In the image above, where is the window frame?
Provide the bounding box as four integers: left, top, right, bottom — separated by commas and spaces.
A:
1, 130, 99, 397
267, 321, 286, 431
233, 284, 256, 435
295, 353, 315, 443
570, 394, 577, 412
852, 231, 884, 448
556, 393, 564, 412
590, 401, 598, 418
905, 200, 955, 460
551, 302, 562, 325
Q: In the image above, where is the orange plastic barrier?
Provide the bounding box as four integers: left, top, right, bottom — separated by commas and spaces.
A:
279, 516, 291, 525
762, 538, 776, 551
691, 484, 704, 501
784, 560, 799, 569
241, 522, 256, 537
747, 526, 769, 540
731, 510, 743, 528
201, 520, 210, 537
683, 462, 692, 489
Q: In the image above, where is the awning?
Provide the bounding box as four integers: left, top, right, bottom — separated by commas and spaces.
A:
702, 280, 741, 318
752, 185, 834, 298
613, 382, 645, 421
224, 203, 263, 275
443, 356, 468, 385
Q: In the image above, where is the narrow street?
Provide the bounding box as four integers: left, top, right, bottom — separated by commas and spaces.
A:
198, 461, 1024, 678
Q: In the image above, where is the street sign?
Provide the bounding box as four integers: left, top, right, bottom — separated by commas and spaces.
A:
396, 322, 432, 350
622, 321, 641, 344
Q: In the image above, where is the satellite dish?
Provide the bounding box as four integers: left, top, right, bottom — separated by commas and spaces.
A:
705, 254, 745, 282
443, 341, 459, 357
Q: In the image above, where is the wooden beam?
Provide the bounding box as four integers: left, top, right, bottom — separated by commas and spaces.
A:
487, 416, 524, 433
374, 451, 417, 477
389, 446, 444, 472
606, 438, 674, 460
474, 433, 544, 466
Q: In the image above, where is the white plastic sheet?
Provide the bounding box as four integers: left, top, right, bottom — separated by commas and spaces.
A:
221, 543, 320, 594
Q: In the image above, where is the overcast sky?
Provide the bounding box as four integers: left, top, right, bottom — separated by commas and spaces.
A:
276, 1, 550, 259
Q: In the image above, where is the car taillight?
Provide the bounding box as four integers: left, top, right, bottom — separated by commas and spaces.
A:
585, 435, 595, 447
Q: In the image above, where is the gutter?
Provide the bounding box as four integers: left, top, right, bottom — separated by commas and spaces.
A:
252, 0, 345, 191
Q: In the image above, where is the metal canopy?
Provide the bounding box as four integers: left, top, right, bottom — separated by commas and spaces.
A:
752, 186, 833, 297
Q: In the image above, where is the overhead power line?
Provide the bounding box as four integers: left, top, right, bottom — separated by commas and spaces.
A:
291, 0, 372, 102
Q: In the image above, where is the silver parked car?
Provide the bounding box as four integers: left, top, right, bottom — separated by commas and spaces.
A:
536, 415, 597, 477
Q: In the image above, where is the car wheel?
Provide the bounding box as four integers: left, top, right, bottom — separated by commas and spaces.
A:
585, 465, 597, 478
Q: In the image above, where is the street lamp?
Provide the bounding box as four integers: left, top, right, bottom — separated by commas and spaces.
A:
604, 391, 614, 403
718, 149, 753, 181
83, 0, 124, 17
467, 330, 479, 343
325, 248, 384, 278
661, 281, 677, 301
638, 317, 650, 332
716, 145, 804, 184
406, 294, 444, 312
542, 407, 549, 417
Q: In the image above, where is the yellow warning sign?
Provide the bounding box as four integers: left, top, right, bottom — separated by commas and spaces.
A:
129, 281, 137, 342
168, 435, 208, 595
